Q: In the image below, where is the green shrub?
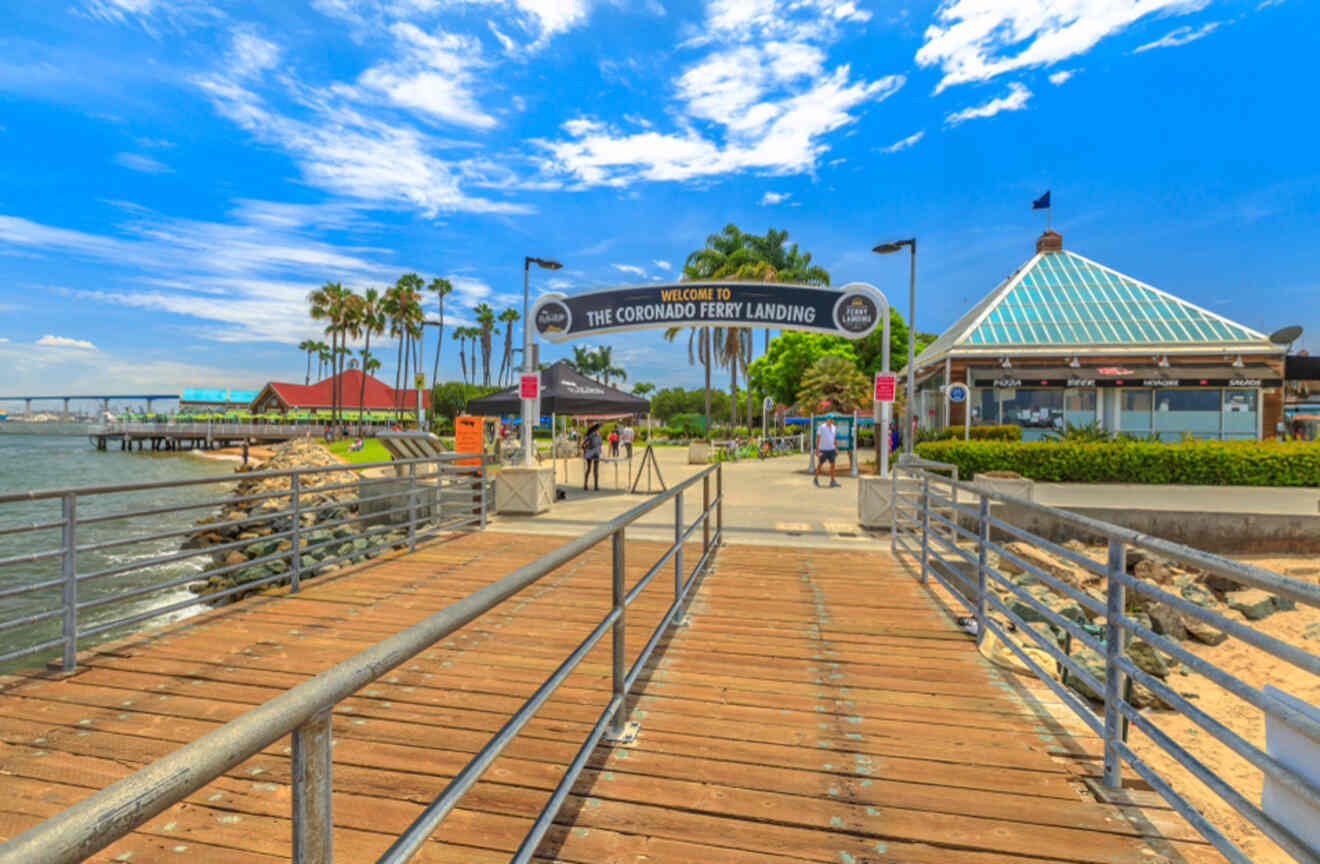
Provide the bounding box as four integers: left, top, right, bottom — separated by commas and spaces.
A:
935, 425, 1023, 442
914, 439, 1320, 487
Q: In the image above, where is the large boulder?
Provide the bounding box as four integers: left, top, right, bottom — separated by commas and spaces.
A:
1180, 582, 1218, 610
1226, 589, 1277, 621
1127, 639, 1170, 679
1133, 559, 1175, 586
999, 542, 1083, 588
1147, 602, 1189, 642
1184, 616, 1228, 646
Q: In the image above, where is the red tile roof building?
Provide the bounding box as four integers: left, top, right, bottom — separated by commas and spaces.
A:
249, 370, 430, 413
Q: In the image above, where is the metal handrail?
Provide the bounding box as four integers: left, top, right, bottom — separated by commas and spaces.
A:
892, 463, 1320, 864
0, 454, 488, 669
0, 462, 725, 864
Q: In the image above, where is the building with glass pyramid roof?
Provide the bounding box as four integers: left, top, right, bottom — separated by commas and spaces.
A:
911, 232, 1286, 441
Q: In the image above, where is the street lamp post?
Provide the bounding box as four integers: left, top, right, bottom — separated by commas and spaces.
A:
872, 238, 917, 454
522, 256, 562, 468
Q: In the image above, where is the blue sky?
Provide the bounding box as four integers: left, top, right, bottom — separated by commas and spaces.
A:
0, 0, 1315, 406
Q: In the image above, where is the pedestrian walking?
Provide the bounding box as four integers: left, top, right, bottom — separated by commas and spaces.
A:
622, 421, 635, 459
581, 423, 602, 491
608, 426, 620, 457
814, 416, 840, 488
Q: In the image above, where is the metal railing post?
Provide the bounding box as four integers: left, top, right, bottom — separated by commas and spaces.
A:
919, 476, 930, 585
60, 494, 77, 671
702, 473, 710, 555
479, 459, 488, 530
1104, 537, 1127, 789
890, 466, 898, 554
674, 493, 683, 604
716, 463, 723, 543
291, 708, 333, 864
290, 474, 302, 593
407, 462, 418, 554
976, 493, 989, 646
608, 528, 629, 739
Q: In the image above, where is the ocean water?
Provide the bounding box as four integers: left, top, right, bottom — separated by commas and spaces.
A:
0, 433, 234, 671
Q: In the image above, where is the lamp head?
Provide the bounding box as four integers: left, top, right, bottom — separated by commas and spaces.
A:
871, 238, 914, 255
528, 257, 563, 270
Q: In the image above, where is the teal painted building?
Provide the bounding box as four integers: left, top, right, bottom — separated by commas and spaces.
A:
909, 232, 1286, 441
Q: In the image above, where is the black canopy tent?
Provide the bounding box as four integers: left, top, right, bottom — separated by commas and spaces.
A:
466, 361, 649, 416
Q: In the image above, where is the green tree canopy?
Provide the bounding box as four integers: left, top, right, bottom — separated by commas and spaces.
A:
798, 355, 871, 415
747, 332, 858, 408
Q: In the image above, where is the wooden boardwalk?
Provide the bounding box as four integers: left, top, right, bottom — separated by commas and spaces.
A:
0, 531, 1220, 863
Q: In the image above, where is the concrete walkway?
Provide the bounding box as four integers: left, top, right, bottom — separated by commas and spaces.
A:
491, 445, 881, 549
1034, 482, 1320, 516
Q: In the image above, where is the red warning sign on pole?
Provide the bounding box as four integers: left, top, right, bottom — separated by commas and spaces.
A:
874, 373, 897, 403
520, 374, 539, 399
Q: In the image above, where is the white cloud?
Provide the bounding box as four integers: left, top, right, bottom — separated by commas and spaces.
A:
917, 0, 1209, 92
613, 264, 646, 277
945, 82, 1032, 125
195, 30, 528, 216
0, 337, 9, 342
487, 20, 515, 52
113, 152, 172, 173
1048, 69, 1077, 85
537, 0, 900, 186
37, 334, 97, 350
82, 0, 220, 33
357, 23, 495, 129
878, 130, 923, 153
653, 259, 671, 270
759, 191, 790, 205
1133, 21, 1222, 52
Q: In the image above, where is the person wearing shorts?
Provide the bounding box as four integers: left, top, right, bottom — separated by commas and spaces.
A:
581, 424, 602, 491
814, 416, 839, 488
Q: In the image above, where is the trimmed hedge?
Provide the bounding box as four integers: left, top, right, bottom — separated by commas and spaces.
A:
914, 439, 1320, 487
934, 425, 1023, 442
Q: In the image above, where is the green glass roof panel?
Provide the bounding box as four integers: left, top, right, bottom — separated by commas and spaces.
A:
957, 250, 1265, 348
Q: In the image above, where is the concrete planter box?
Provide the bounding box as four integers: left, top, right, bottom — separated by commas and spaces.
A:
688, 441, 710, 464
858, 476, 894, 529
973, 474, 1035, 503
496, 466, 554, 515
357, 476, 439, 527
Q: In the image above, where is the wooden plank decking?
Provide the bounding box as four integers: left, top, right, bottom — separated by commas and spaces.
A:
0, 531, 1220, 863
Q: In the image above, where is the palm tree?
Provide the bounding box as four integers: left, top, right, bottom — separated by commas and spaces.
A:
799, 354, 870, 415
386, 274, 424, 419
454, 326, 470, 385
355, 288, 385, 435
711, 326, 750, 426
569, 344, 596, 378
298, 339, 318, 385
308, 282, 354, 426
429, 277, 453, 387
664, 325, 713, 433
473, 304, 496, 386
591, 345, 626, 387
631, 382, 655, 397
496, 308, 520, 386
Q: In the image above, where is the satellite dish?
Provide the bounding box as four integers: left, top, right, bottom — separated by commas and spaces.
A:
1270, 325, 1303, 346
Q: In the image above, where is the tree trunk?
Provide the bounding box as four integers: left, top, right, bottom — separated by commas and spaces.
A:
305, 350, 311, 386
431, 302, 443, 387
394, 336, 404, 420
359, 333, 370, 436
703, 327, 711, 436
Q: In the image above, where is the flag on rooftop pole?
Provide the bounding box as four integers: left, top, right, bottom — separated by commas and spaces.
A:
1033, 190, 1051, 230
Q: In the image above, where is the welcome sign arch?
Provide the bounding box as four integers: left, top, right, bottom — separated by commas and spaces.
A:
531, 279, 895, 476
531, 280, 889, 342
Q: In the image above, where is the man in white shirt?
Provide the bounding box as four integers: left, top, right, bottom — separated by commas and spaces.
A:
622, 421, 636, 458
814, 416, 840, 487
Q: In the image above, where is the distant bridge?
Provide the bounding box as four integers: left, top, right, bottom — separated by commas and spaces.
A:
0, 394, 177, 414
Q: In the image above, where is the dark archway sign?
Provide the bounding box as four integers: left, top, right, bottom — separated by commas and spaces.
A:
531, 280, 888, 342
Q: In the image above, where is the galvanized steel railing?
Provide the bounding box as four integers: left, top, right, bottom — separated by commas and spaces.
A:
0, 461, 724, 864
891, 456, 1320, 864
0, 454, 488, 672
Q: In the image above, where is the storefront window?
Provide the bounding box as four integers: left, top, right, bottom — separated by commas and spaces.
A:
1120, 390, 1153, 438
995, 389, 1064, 441
1222, 389, 1258, 439
1154, 389, 1221, 441
1063, 389, 1097, 430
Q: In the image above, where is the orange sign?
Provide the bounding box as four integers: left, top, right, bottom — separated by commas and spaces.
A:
455, 415, 484, 466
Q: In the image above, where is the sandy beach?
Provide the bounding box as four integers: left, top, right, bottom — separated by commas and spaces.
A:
186, 444, 278, 464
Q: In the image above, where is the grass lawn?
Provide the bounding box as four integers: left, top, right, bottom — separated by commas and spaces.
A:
324, 437, 393, 464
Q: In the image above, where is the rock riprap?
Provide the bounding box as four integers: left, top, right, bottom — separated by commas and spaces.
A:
184, 439, 409, 602
957, 537, 1300, 709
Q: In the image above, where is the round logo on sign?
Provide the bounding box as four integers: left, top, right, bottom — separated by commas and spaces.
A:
833, 292, 879, 335
534, 300, 571, 336
948, 383, 968, 403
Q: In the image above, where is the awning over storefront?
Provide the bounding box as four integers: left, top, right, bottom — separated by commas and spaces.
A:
970, 363, 1282, 389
